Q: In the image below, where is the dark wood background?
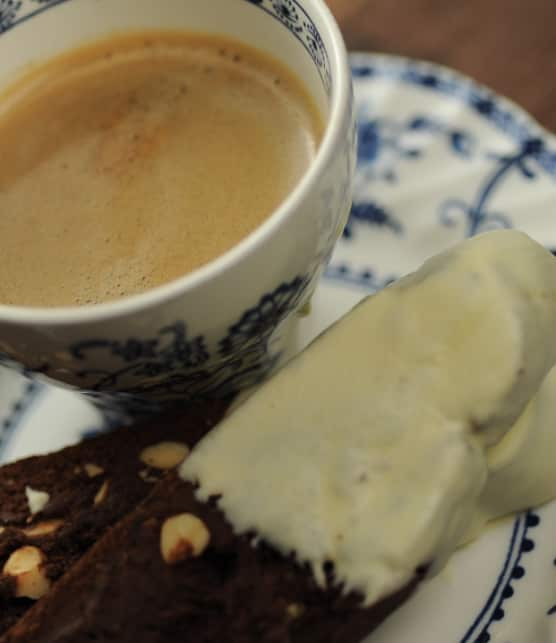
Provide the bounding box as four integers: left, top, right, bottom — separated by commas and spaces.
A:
326, 0, 556, 132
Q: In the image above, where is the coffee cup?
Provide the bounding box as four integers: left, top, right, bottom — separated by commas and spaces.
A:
0, 0, 355, 410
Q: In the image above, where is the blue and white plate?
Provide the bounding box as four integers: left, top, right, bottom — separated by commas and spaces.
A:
2, 53, 556, 643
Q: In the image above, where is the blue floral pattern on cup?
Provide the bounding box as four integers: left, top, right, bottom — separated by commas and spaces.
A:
0, 275, 311, 408
0, 0, 331, 92
0, 0, 20, 31
245, 0, 331, 91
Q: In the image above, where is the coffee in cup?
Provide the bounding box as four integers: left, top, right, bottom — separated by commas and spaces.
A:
0, 31, 323, 307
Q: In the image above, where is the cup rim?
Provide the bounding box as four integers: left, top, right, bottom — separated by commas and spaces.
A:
0, 0, 351, 326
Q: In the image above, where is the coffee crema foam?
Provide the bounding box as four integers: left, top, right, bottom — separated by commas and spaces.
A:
0, 32, 323, 307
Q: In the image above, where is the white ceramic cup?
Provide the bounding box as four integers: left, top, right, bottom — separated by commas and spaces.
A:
0, 0, 355, 408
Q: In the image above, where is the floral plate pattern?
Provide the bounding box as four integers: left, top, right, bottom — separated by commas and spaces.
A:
2, 53, 556, 643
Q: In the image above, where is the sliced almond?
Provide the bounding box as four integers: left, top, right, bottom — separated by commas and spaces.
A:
93, 480, 110, 506
3, 546, 51, 599
84, 463, 104, 478
23, 520, 64, 538
160, 513, 210, 564
25, 487, 50, 515
139, 442, 189, 470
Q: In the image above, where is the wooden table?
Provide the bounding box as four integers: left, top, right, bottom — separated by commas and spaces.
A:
326, 0, 556, 132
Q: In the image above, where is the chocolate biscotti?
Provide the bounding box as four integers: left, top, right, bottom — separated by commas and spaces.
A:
2, 472, 421, 643
0, 400, 228, 635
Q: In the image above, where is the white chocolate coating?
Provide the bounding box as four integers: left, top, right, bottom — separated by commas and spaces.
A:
182, 231, 556, 605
